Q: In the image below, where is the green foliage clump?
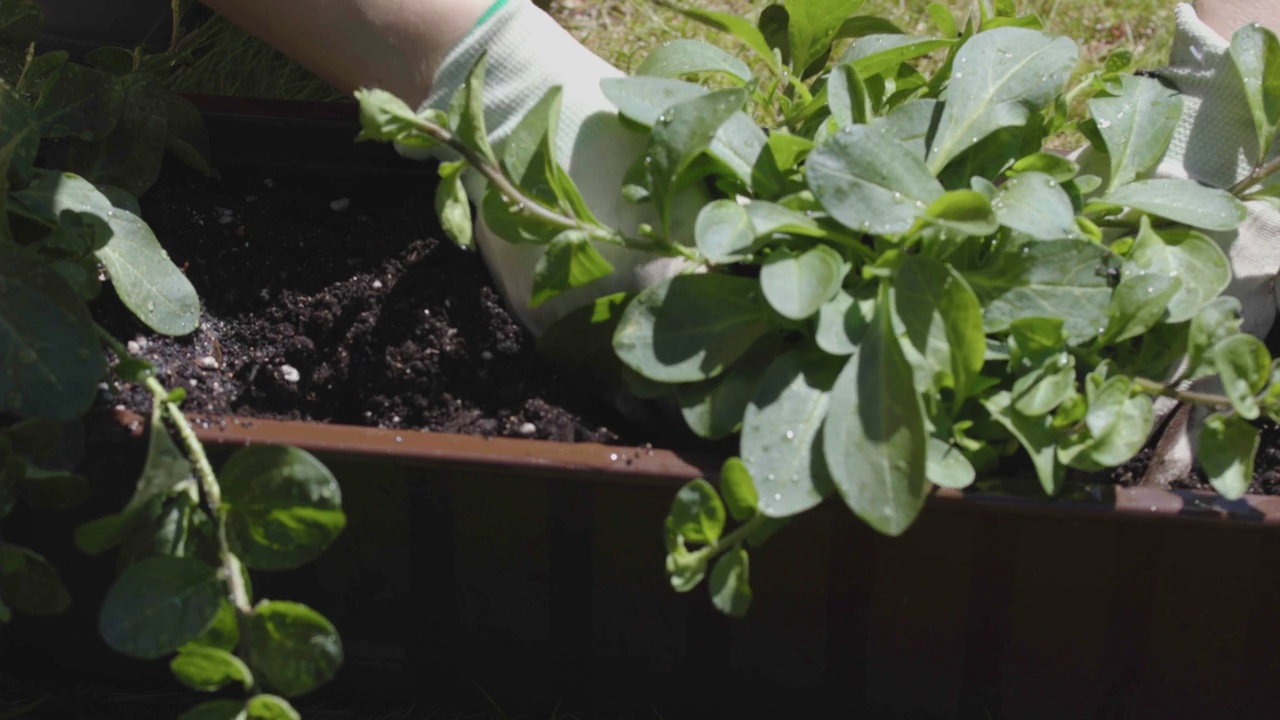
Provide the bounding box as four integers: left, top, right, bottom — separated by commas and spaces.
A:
359, 0, 1280, 619
0, 1, 347, 714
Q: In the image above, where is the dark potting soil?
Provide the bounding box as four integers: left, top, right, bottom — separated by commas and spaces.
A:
89, 155, 1280, 494
93, 158, 642, 446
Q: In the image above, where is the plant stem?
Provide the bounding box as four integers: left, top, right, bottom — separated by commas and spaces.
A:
96, 324, 253, 615
696, 514, 767, 563
406, 115, 696, 260
1229, 155, 1280, 196
1132, 376, 1232, 408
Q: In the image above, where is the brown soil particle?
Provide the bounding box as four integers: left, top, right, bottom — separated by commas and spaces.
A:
93, 160, 635, 445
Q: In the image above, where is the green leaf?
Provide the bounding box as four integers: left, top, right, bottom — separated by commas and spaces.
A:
646, 87, 748, 233
614, 274, 772, 383
0, 243, 101, 420
966, 238, 1112, 344
1187, 297, 1243, 378
870, 98, 938, 158
76, 403, 192, 554
928, 2, 959, 37
1103, 274, 1180, 344
840, 35, 954, 79
220, 446, 345, 571
760, 245, 845, 320
1230, 22, 1280, 161
246, 696, 300, 720
1057, 374, 1153, 471
926, 435, 975, 489
0, 0, 41, 46
354, 88, 439, 147
448, 53, 497, 164
708, 548, 753, 618
15, 465, 89, 509
983, 390, 1065, 494
0, 84, 41, 184
35, 63, 123, 141
824, 287, 928, 536
1212, 334, 1271, 420
695, 199, 754, 263
743, 349, 842, 518
171, 646, 253, 692
893, 256, 985, 398
808, 125, 943, 234
657, 4, 781, 73
1011, 350, 1075, 416
836, 16, 906, 39
600, 77, 765, 191
668, 478, 726, 544
1121, 218, 1230, 323
47, 73, 168, 196
186, 599, 240, 652
0, 544, 70, 616
992, 171, 1079, 240
83, 47, 135, 75
719, 457, 758, 522
744, 200, 826, 239
1097, 178, 1247, 232
786, 0, 865, 74
678, 336, 778, 440
529, 230, 614, 308
99, 555, 222, 660
244, 601, 343, 698
1201, 414, 1259, 500
638, 39, 753, 83
1009, 151, 1079, 182
827, 63, 873, 126
435, 160, 472, 249
16, 170, 200, 335
928, 27, 1076, 172
921, 189, 998, 236
177, 700, 246, 720
1089, 75, 1183, 189
815, 287, 873, 356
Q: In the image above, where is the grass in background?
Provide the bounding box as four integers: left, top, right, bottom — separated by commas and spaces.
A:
164, 0, 1175, 102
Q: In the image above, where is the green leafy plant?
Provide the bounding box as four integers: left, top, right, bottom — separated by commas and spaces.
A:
0, 2, 346, 714
360, 0, 1280, 617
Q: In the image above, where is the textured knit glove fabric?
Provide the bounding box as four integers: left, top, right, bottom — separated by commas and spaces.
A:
1157, 3, 1280, 338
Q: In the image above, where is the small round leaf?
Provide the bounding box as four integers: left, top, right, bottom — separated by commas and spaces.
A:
245, 601, 343, 698
220, 446, 346, 570
0, 544, 72, 616
170, 646, 253, 692
99, 555, 222, 659
177, 700, 246, 720
246, 695, 301, 720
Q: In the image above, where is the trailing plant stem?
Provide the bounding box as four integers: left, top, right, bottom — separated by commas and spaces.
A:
1132, 376, 1234, 408
142, 376, 253, 615
1229, 155, 1280, 196
96, 325, 253, 614
405, 115, 695, 260
693, 513, 767, 564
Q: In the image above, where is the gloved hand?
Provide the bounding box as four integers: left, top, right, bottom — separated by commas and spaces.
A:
399, 0, 696, 336
1141, 3, 1280, 486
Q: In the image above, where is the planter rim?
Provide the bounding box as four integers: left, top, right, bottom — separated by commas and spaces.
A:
117, 96, 1280, 533
106, 411, 1280, 531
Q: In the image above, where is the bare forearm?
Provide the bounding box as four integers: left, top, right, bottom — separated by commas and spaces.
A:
1194, 0, 1280, 36
199, 0, 492, 106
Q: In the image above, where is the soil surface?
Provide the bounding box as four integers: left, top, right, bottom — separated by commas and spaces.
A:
94, 159, 642, 446
91, 154, 1280, 494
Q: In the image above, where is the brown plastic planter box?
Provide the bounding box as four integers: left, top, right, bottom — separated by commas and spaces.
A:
7, 98, 1280, 718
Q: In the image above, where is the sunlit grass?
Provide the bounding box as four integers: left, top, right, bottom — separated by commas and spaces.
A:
164, 0, 1175, 101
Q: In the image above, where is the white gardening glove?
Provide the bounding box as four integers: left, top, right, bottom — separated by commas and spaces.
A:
400, 0, 697, 336
1141, 4, 1280, 486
